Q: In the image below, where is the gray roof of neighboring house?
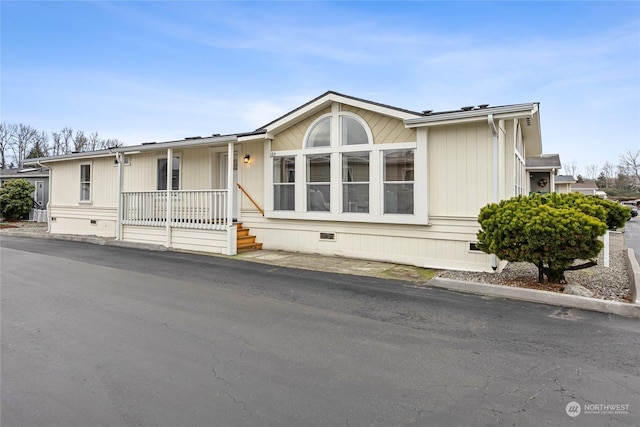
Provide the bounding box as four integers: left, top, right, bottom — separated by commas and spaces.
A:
526, 154, 561, 169
555, 175, 576, 183
571, 181, 598, 189
0, 167, 49, 178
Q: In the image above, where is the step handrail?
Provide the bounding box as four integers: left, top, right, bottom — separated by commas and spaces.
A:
237, 183, 265, 216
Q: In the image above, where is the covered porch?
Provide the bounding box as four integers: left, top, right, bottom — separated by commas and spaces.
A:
114, 137, 245, 255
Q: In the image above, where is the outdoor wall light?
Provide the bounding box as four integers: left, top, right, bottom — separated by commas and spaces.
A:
243, 154, 251, 164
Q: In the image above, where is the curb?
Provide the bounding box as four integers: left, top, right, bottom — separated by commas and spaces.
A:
0, 230, 169, 252
626, 248, 640, 304
429, 277, 640, 318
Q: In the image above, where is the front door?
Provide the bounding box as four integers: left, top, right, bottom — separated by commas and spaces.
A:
220, 153, 239, 220
34, 181, 44, 208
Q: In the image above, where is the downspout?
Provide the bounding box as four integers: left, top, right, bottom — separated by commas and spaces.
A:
488, 114, 499, 271
36, 161, 51, 233
115, 152, 123, 240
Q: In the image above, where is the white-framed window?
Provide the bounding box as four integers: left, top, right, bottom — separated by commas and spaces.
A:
80, 163, 91, 202
273, 156, 295, 210
383, 150, 414, 214
266, 107, 426, 224
307, 154, 331, 211
157, 156, 180, 190
342, 151, 369, 213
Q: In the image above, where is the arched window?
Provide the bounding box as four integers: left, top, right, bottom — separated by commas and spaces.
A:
341, 116, 368, 145
306, 117, 331, 148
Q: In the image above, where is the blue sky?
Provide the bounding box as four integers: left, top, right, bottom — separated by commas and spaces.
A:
2, 1, 639, 175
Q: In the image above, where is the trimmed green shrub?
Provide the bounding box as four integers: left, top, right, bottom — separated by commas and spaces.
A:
477, 193, 609, 283
0, 179, 35, 220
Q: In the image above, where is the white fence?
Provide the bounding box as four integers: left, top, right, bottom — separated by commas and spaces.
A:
29, 209, 48, 223
121, 190, 229, 230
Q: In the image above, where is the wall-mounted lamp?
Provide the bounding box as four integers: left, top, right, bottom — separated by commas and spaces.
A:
243, 154, 251, 164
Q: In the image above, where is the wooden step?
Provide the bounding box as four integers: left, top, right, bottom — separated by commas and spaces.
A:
235, 223, 262, 253
237, 242, 263, 253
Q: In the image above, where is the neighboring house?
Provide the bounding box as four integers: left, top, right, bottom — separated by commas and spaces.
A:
572, 180, 607, 198
28, 91, 560, 272
554, 175, 576, 193
526, 154, 561, 194
0, 167, 50, 209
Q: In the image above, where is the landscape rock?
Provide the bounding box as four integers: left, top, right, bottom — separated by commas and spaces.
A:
563, 283, 594, 298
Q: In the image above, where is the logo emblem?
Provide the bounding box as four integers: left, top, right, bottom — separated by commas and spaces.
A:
566, 401, 581, 417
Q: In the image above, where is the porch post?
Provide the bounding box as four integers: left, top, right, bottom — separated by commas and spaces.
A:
226, 142, 234, 225
226, 141, 237, 255
166, 147, 173, 247
116, 152, 123, 240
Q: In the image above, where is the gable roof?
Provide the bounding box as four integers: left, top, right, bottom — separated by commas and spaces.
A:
260, 91, 425, 134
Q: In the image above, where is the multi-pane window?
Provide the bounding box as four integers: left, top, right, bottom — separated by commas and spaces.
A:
270, 111, 419, 219
273, 156, 295, 210
157, 157, 180, 190
307, 154, 331, 211
342, 152, 369, 213
383, 150, 414, 214
80, 164, 91, 201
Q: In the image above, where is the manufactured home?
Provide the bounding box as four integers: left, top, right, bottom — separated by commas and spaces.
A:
29, 91, 561, 272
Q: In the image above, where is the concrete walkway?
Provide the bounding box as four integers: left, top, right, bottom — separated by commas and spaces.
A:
2, 223, 639, 318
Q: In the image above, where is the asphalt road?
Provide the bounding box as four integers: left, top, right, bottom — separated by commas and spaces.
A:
2, 237, 639, 427
624, 216, 640, 264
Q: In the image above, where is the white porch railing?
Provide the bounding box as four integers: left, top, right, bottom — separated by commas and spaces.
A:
122, 190, 228, 230
29, 208, 48, 223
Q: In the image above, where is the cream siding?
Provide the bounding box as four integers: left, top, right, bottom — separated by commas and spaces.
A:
238, 140, 265, 213
272, 107, 331, 151
239, 212, 493, 272
341, 105, 416, 144
49, 206, 117, 237
428, 122, 493, 217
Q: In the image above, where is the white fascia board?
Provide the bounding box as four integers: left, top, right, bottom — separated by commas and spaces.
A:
237, 133, 271, 143
404, 103, 538, 128
27, 135, 238, 164
265, 93, 422, 134
27, 152, 117, 164
127, 135, 237, 153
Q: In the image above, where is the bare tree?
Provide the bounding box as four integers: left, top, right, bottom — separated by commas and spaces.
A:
60, 127, 73, 155
73, 130, 87, 152
0, 122, 17, 169
563, 159, 578, 178
99, 138, 124, 150
602, 161, 615, 179
26, 131, 49, 159
619, 149, 640, 183
87, 132, 101, 151
51, 132, 63, 156
585, 163, 599, 180
12, 124, 39, 168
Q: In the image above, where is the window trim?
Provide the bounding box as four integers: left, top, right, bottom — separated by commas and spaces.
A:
157, 155, 181, 191
266, 143, 427, 224
79, 163, 92, 204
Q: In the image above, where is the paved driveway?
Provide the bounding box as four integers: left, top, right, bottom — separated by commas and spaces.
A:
2, 237, 639, 426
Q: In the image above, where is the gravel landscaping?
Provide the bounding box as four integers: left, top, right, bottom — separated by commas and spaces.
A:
438, 248, 632, 303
